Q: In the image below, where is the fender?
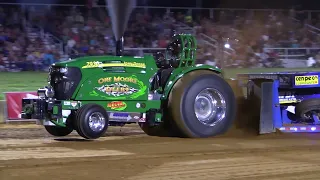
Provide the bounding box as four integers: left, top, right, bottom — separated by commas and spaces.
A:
161, 64, 222, 99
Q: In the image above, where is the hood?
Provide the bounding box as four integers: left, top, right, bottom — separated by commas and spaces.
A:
53, 55, 146, 69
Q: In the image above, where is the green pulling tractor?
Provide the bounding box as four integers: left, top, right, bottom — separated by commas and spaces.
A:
20, 1, 237, 140
21, 33, 236, 139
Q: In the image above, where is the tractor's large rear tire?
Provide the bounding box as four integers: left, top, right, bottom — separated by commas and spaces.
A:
167, 70, 236, 138
44, 126, 73, 137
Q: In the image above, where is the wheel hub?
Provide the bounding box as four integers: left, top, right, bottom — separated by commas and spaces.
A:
88, 112, 106, 132
194, 88, 226, 126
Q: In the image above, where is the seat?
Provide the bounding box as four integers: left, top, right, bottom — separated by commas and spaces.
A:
151, 68, 175, 91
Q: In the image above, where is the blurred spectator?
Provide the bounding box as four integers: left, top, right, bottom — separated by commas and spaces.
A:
0, 4, 320, 71
307, 56, 316, 67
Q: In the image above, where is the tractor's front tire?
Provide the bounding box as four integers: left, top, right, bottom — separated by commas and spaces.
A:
75, 104, 109, 139
168, 70, 236, 138
44, 126, 73, 137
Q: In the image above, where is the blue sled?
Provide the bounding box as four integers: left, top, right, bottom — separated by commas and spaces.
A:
237, 71, 320, 134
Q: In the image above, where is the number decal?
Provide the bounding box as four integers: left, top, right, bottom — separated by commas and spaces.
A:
82, 61, 102, 68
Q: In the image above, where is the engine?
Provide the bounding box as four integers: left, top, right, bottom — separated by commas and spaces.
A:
48, 66, 82, 100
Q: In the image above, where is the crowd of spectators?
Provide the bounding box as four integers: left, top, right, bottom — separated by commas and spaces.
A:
194, 9, 320, 67
1, 4, 320, 71
37, 6, 178, 56
0, 6, 60, 72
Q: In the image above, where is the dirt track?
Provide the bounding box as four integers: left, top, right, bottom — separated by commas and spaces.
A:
1, 124, 320, 180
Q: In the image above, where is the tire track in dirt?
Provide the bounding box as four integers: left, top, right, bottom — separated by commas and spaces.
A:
0, 147, 134, 161
2, 137, 320, 180
2, 125, 320, 180
2, 139, 320, 170
128, 154, 320, 180
0, 125, 144, 139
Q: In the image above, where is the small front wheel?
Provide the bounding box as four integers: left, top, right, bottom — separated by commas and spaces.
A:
44, 126, 73, 137
75, 104, 109, 139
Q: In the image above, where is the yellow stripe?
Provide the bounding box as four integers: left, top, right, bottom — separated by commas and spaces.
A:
82, 63, 146, 69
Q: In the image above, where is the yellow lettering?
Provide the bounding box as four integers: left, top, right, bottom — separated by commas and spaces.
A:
105, 86, 129, 93
113, 76, 137, 84
83, 61, 145, 69
113, 76, 121, 82
123, 62, 146, 68
98, 76, 138, 84
98, 77, 112, 84
82, 61, 102, 69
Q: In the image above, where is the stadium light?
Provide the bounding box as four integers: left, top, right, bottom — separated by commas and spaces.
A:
224, 43, 230, 49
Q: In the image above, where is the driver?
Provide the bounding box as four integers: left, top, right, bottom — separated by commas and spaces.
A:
166, 38, 182, 68
154, 36, 182, 69
168, 39, 181, 59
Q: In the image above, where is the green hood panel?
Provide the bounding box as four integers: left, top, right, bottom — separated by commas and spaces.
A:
75, 74, 149, 101
55, 55, 158, 100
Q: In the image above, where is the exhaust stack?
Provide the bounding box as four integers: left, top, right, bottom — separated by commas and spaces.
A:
115, 37, 124, 56
106, 0, 136, 56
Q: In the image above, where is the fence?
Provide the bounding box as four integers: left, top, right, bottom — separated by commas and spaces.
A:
123, 48, 166, 57
305, 24, 320, 36
263, 47, 320, 68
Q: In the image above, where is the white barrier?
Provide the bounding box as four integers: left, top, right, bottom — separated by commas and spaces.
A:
279, 59, 307, 68
3, 92, 38, 123
263, 47, 320, 68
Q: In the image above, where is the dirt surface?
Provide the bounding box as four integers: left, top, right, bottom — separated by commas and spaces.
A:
1, 80, 319, 179
1, 124, 320, 180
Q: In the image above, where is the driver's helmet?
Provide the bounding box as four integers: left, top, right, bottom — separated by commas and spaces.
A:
155, 51, 165, 68
167, 38, 181, 58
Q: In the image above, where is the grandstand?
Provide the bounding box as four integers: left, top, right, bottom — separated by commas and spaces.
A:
0, 3, 320, 71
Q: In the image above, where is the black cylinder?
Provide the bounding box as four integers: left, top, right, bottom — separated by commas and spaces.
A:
116, 36, 124, 56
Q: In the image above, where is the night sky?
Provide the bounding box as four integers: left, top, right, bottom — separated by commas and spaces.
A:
0, 0, 319, 10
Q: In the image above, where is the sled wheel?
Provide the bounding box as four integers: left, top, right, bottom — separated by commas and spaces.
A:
295, 98, 320, 120
75, 104, 109, 139
44, 126, 73, 137
168, 70, 236, 138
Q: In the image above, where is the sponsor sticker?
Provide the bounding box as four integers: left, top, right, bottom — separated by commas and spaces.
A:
91, 76, 146, 99
139, 118, 146, 122
295, 75, 319, 86
64, 101, 71, 106
109, 113, 132, 121
96, 83, 138, 97
279, 96, 298, 104
107, 101, 127, 111
82, 61, 146, 69
71, 102, 78, 107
